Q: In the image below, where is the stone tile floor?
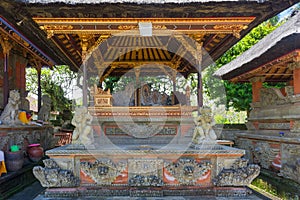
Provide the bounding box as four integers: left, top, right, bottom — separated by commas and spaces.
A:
7, 181, 269, 200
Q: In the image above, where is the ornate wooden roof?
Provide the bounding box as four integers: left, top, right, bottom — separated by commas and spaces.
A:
214, 12, 300, 83
0, 0, 299, 78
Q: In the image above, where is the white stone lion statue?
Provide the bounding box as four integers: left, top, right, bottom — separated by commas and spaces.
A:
38, 95, 52, 122
0, 90, 21, 125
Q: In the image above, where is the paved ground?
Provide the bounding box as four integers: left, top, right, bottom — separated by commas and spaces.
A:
7, 181, 268, 200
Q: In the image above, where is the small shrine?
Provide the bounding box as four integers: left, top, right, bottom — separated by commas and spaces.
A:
214, 12, 300, 185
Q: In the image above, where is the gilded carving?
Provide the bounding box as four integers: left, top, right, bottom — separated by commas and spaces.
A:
81, 159, 126, 185
91, 84, 112, 107
213, 24, 247, 30
33, 159, 79, 188
214, 158, 260, 186
165, 158, 212, 185
40, 25, 73, 30
117, 25, 137, 30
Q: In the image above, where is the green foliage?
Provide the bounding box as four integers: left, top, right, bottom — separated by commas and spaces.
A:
203, 16, 283, 112
26, 65, 77, 112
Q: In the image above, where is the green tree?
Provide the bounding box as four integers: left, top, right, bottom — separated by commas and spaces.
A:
203, 16, 283, 112
26, 65, 77, 112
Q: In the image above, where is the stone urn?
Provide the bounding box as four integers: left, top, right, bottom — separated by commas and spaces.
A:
5, 150, 24, 171
27, 144, 44, 162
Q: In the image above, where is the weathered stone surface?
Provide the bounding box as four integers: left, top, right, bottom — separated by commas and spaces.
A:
33, 159, 79, 187
214, 158, 260, 186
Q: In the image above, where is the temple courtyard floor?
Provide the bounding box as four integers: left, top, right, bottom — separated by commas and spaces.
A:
7, 181, 271, 200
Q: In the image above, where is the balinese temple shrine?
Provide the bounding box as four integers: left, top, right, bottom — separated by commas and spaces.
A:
0, 0, 299, 199
214, 12, 300, 185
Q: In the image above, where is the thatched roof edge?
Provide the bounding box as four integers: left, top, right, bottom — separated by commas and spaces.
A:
18, 0, 260, 4
213, 12, 300, 78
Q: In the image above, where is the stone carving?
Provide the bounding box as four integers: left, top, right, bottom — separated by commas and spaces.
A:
33, 159, 79, 187
71, 106, 94, 146
279, 159, 300, 184
258, 123, 290, 130
141, 84, 169, 106
285, 86, 294, 97
279, 144, 300, 184
192, 106, 217, 144
253, 142, 279, 169
291, 120, 300, 133
165, 158, 212, 185
235, 139, 253, 162
128, 159, 163, 186
106, 126, 176, 136
38, 95, 52, 122
20, 90, 30, 111
112, 82, 135, 106
214, 158, 260, 186
129, 174, 163, 187
81, 159, 126, 185
119, 123, 162, 138
0, 90, 21, 125
260, 87, 289, 107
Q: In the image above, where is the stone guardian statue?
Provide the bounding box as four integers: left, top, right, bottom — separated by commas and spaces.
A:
192, 106, 217, 144
0, 90, 21, 125
71, 106, 94, 147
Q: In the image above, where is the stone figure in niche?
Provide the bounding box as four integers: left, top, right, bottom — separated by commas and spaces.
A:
71, 106, 94, 146
112, 82, 135, 106
0, 90, 21, 125
192, 106, 217, 144
38, 95, 52, 122
20, 90, 30, 111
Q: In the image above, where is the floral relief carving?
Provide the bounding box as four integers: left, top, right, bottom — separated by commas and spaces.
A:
81, 159, 127, 185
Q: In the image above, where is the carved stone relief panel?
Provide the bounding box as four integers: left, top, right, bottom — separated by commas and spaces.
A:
80, 159, 127, 185
33, 159, 79, 188
214, 158, 260, 186
279, 144, 300, 184
253, 142, 279, 169
165, 158, 212, 185
128, 158, 163, 186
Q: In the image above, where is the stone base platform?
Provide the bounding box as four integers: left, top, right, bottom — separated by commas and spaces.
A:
33, 144, 260, 198
43, 186, 251, 198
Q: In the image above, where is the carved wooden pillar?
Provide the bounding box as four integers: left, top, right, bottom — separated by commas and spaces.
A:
172, 70, 177, 105
196, 44, 203, 107
33, 62, 42, 112
0, 35, 12, 107
250, 77, 265, 103
288, 60, 300, 95
134, 67, 140, 106
80, 35, 89, 106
